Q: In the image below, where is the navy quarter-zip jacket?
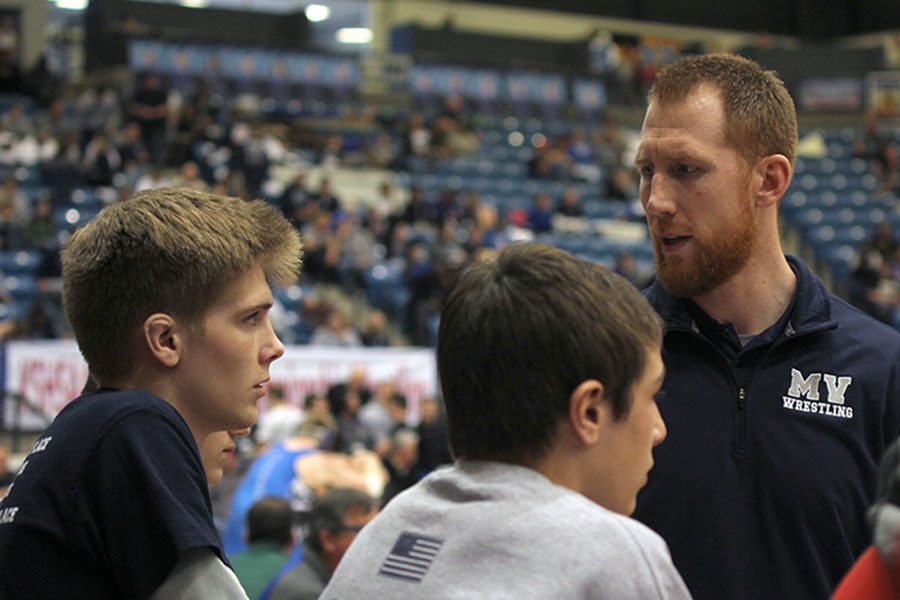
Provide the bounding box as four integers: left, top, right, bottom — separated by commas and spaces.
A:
634, 256, 900, 600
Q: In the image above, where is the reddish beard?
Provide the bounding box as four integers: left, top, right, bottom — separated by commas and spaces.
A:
652, 200, 757, 298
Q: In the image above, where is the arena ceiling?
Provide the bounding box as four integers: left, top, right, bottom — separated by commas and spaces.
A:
105, 1, 900, 42
478, 0, 900, 39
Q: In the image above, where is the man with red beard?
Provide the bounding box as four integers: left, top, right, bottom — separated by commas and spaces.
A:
632, 53, 900, 600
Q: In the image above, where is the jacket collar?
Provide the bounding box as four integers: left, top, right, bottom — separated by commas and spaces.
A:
645, 255, 836, 335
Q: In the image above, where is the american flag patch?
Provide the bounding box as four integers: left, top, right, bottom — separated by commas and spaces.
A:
378, 532, 444, 583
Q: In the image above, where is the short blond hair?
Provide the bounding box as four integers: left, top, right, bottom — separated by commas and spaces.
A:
62, 187, 302, 382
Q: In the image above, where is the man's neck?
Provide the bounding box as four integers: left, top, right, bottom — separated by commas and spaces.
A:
691, 253, 797, 336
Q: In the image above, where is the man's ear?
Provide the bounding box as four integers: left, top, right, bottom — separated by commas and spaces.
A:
568, 379, 607, 447
753, 154, 792, 208
143, 313, 181, 368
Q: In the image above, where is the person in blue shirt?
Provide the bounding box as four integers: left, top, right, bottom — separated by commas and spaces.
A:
632, 52, 900, 600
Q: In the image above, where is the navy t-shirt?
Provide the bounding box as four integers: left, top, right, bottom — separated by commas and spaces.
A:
0, 389, 225, 599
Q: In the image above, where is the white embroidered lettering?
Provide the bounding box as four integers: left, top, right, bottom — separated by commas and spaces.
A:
788, 369, 821, 400
823, 374, 853, 405
29, 436, 52, 454
0, 507, 18, 525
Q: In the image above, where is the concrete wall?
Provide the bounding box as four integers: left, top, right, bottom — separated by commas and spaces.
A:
0, 0, 48, 70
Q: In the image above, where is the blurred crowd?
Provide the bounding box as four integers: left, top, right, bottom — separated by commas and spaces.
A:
0, 65, 646, 346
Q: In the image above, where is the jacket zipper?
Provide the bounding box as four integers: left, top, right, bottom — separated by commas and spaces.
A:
666, 323, 835, 457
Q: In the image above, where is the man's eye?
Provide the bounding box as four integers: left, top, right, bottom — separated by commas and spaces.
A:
637, 165, 653, 177
675, 164, 698, 175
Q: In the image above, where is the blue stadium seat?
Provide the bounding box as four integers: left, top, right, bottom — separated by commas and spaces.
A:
4, 275, 40, 302
0, 250, 42, 275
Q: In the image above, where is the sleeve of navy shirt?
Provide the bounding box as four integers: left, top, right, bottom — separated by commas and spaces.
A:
80, 409, 225, 599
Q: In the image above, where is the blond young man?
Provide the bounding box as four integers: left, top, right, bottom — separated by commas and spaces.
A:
322, 243, 690, 599
632, 53, 900, 599
0, 188, 301, 599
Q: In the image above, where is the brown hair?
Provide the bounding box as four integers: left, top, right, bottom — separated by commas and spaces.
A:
62, 187, 302, 383
437, 242, 662, 462
649, 52, 798, 167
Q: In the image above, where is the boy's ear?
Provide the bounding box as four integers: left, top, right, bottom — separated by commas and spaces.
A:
568, 379, 607, 446
143, 313, 181, 368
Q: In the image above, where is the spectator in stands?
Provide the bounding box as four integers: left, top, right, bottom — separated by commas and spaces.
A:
415, 396, 452, 475
631, 52, 900, 600
268, 488, 379, 600
229, 496, 294, 600
23, 197, 56, 250
0, 103, 31, 138
399, 111, 433, 167
870, 221, 899, 262
594, 117, 629, 173
129, 73, 170, 164
606, 165, 639, 200
360, 309, 391, 347
311, 308, 362, 347
850, 244, 900, 328
335, 210, 375, 295
567, 128, 602, 183
0, 187, 302, 599
116, 121, 149, 173
37, 97, 76, 140
313, 177, 341, 214
176, 160, 208, 191
13, 302, 59, 339
329, 386, 374, 454
527, 142, 569, 180
367, 180, 398, 222
19, 127, 59, 167
21, 55, 59, 107
42, 130, 84, 198
470, 203, 510, 251
304, 393, 337, 448
77, 86, 121, 147
854, 109, 899, 193
82, 132, 122, 187
364, 131, 401, 170
229, 123, 269, 199
432, 188, 462, 227
254, 386, 303, 450
556, 186, 584, 218
317, 135, 347, 170
321, 242, 687, 599
397, 185, 433, 226
614, 250, 650, 289
0, 194, 24, 250
134, 165, 173, 192
380, 427, 420, 506
358, 382, 397, 449
279, 172, 314, 228
405, 241, 440, 345
0, 174, 30, 228
527, 191, 555, 233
